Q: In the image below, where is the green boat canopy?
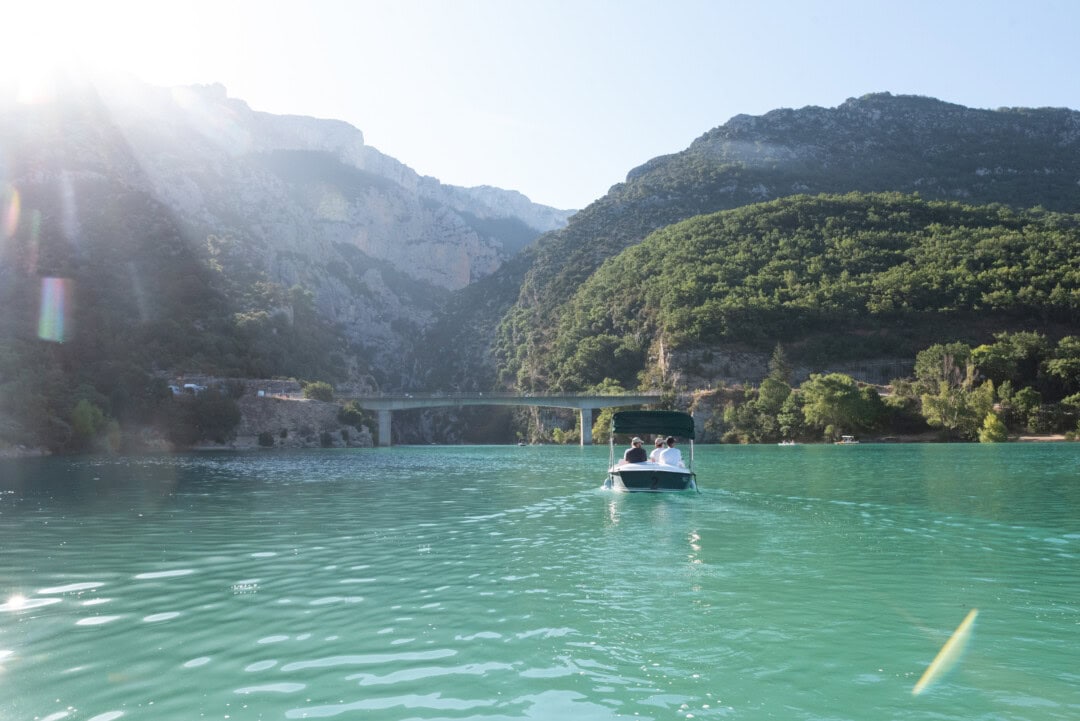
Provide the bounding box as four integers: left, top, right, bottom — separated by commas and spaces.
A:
610, 410, 695, 440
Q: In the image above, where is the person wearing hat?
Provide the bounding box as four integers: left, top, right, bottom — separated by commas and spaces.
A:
649, 436, 665, 462
621, 436, 648, 464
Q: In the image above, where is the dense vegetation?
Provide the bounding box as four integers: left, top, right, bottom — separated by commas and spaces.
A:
539, 193, 1079, 391
489, 94, 1080, 394
0, 178, 354, 452
710, 331, 1080, 443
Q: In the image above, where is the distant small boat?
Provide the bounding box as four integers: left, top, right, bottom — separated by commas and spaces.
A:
835, 435, 860, 445
603, 410, 698, 492
778, 439, 798, 446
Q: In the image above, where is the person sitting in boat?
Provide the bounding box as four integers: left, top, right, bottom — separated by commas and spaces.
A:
657, 436, 684, 467
649, 436, 665, 462
621, 437, 648, 464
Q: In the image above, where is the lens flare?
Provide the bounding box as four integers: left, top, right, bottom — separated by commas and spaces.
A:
3, 187, 19, 238
912, 608, 979, 696
38, 277, 72, 343
24, 209, 42, 272
15, 70, 58, 105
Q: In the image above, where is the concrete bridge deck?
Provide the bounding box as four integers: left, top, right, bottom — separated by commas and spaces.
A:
342, 392, 662, 446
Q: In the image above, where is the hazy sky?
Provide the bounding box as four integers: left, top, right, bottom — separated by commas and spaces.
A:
5, 0, 1079, 209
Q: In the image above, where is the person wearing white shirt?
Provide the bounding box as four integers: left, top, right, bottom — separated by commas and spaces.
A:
649, 437, 665, 462
657, 436, 683, 467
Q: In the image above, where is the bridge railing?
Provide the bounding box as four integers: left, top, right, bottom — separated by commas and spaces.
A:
338, 391, 662, 400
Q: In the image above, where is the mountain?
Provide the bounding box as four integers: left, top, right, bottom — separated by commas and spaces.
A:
0, 71, 571, 449
95, 78, 572, 379
5, 82, 1080, 450
103, 81, 572, 289
478, 93, 1080, 391
0, 72, 572, 380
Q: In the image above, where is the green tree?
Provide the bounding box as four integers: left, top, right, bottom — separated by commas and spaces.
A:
721, 399, 755, 444
1043, 336, 1080, 396
587, 379, 628, 440
715, 377, 800, 444
1012, 386, 1043, 432
591, 408, 614, 443
996, 332, 1051, 388
971, 343, 1018, 387
777, 392, 805, 440
302, 381, 335, 402
768, 343, 794, 384
858, 386, 888, 430
921, 380, 995, 440
799, 373, 870, 438
914, 342, 974, 391
70, 399, 108, 449
972, 331, 1051, 390
551, 425, 579, 445
880, 377, 931, 434
716, 379, 800, 443
758, 377, 792, 415
978, 412, 1009, 443
338, 400, 370, 429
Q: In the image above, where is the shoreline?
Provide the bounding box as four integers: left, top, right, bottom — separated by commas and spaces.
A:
0, 446, 50, 459
3, 435, 1076, 458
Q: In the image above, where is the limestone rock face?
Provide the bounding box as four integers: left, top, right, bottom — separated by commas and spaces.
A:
13, 75, 573, 382
102, 80, 572, 292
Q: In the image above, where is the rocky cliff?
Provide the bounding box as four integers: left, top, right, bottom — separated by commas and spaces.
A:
2, 72, 573, 387
102, 80, 572, 291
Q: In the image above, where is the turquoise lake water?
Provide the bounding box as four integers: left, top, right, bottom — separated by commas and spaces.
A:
1, 443, 1079, 720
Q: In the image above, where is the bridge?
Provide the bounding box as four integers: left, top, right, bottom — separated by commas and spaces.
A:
342, 392, 663, 446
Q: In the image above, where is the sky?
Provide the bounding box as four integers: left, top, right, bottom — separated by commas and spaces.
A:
4, 0, 1080, 210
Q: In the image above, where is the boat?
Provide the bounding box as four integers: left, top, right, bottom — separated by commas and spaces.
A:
604, 410, 698, 492
835, 435, 860, 445
778, 439, 798, 446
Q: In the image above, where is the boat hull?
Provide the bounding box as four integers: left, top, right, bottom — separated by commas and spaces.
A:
606, 462, 696, 492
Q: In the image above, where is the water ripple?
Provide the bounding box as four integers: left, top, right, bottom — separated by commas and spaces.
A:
280, 649, 457, 672
236, 682, 306, 695
286, 694, 494, 718
38, 582, 107, 594
133, 569, 195, 580
4, 446, 1080, 721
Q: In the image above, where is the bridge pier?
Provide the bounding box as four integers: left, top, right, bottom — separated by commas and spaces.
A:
580, 408, 593, 446
378, 410, 392, 447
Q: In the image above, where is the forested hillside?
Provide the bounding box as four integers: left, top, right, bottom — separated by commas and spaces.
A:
541, 193, 1079, 391
482, 94, 1080, 392
0, 174, 352, 452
